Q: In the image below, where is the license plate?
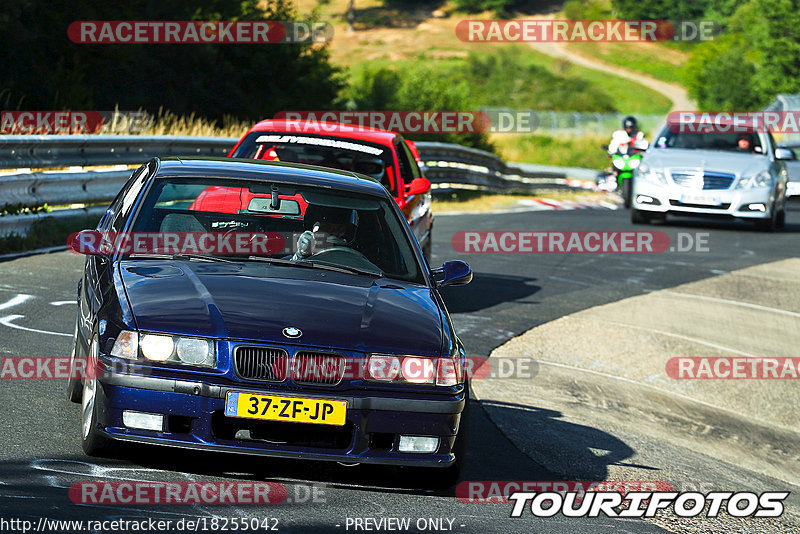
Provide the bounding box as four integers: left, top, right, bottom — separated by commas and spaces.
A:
680, 193, 722, 205
224, 391, 347, 426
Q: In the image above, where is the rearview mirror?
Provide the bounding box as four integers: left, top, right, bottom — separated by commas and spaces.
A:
775, 147, 797, 161
247, 197, 301, 215
67, 230, 105, 255
405, 177, 431, 196
432, 260, 472, 288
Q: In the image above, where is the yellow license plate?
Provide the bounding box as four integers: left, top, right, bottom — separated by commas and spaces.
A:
224, 391, 347, 426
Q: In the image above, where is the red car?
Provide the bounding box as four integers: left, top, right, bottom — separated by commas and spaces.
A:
225, 120, 434, 260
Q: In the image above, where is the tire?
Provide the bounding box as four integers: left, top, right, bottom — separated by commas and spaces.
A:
756, 204, 778, 232
622, 178, 632, 209
630, 208, 651, 225
776, 208, 786, 229
66, 320, 82, 403
81, 334, 113, 456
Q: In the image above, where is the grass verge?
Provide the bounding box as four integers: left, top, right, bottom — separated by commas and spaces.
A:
432, 189, 612, 213
490, 134, 610, 169
0, 215, 99, 256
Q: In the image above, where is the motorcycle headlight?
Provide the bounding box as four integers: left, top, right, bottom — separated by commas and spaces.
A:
612, 158, 626, 170
629, 158, 641, 169
736, 171, 773, 189
110, 330, 216, 367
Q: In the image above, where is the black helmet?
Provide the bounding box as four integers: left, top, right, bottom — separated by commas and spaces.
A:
623, 116, 638, 131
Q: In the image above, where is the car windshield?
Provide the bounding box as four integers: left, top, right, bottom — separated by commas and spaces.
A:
127, 177, 422, 283
230, 131, 394, 190
654, 128, 765, 154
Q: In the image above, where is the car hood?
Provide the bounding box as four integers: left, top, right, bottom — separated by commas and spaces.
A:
118, 260, 444, 356
643, 148, 769, 177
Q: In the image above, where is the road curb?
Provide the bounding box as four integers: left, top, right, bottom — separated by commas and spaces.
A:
0, 245, 68, 263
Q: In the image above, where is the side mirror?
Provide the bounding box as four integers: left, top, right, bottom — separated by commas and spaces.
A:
432, 260, 472, 288
405, 177, 431, 196
775, 147, 797, 161
67, 230, 105, 255
601, 144, 609, 151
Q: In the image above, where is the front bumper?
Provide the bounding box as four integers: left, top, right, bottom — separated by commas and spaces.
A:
94, 370, 465, 467
632, 181, 774, 219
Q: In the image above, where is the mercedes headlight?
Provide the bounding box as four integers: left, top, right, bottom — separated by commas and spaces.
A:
736, 171, 773, 189
636, 164, 667, 184
111, 331, 216, 367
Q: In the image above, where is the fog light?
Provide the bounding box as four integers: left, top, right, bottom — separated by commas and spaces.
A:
748, 203, 766, 212
636, 195, 654, 204
123, 410, 164, 431
398, 435, 439, 453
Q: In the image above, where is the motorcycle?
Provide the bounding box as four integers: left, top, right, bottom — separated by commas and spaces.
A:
602, 138, 648, 208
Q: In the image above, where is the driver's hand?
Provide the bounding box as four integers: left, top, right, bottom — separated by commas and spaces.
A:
291, 230, 315, 261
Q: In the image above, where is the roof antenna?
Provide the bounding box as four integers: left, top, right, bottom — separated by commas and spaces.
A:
270, 184, 280, 211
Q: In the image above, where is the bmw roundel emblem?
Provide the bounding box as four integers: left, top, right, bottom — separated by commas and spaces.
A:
282, 327, 302, 339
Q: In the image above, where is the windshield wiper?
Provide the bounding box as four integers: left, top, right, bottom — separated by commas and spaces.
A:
308, 260, 384, 278
128, 252, 234, 263
246, 256, 383, 278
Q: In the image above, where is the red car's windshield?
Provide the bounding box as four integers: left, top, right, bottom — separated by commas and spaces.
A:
230, 132, 395, 190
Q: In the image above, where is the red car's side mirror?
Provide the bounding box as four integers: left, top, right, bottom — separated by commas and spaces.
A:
405, 177, 431, 196
68, 229, 105, 255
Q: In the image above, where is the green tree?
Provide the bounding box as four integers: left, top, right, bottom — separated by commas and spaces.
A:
610, 0, 711, 19
683, 0, 800, 109
0, 0, 344, 121
684, 35, 764, 109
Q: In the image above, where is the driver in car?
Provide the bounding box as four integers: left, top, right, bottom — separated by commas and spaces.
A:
292, 205, 360, 261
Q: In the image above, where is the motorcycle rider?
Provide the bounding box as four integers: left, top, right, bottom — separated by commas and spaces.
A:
608, 116, 649, 155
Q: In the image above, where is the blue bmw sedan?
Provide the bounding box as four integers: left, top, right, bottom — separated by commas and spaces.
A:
66, 157, 472, 483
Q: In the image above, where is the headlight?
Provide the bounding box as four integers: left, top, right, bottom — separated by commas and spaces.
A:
637, 167, 667, 184
736, 171, 773, 189
612, 158, 626, 170
111, 330, 138, 360
110, 330, 216, 367
140, 334, 175, 362
629, 158, 641, 169
366, 354, 462, 386
176, 337, 215, 366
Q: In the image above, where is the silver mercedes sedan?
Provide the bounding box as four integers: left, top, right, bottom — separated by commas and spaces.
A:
631, 125, 795, 231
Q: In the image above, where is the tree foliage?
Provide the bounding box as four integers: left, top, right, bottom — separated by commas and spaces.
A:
0, 0, 344, 121
684, 0, 800, 109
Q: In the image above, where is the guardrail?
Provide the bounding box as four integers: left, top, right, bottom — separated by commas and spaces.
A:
0, 135, 599, 238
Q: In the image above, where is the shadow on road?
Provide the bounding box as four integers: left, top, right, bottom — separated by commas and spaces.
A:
476, 400, 657, 481
440, 273, 541, 314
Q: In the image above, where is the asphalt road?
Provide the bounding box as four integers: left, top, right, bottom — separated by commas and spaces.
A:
1, 204, 799, 533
